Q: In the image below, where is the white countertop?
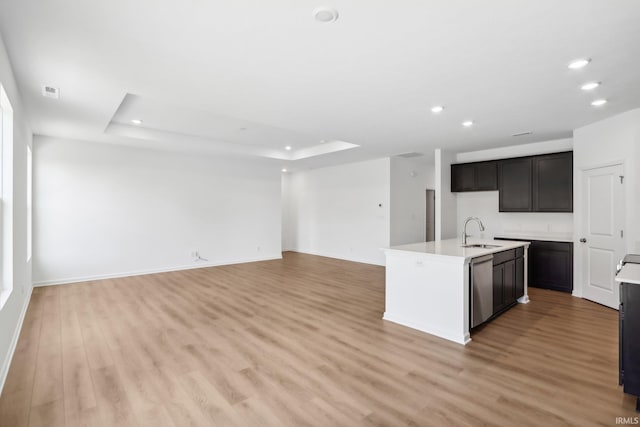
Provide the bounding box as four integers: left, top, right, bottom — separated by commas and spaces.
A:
494, 231, 574, 243
616, 263, 640, 285
384, 238, 530, 262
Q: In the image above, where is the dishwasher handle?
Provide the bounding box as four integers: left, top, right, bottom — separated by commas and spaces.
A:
471, 254, 494, 265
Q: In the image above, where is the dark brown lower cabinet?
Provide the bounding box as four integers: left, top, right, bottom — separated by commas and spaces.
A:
495, 238, 574, 293
493, 260, 514, 312
529, 240, 573, 293
492, 249, 524, 315
620, 281, 640, 411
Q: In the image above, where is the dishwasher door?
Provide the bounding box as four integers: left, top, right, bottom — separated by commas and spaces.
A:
471, 254, 494, 328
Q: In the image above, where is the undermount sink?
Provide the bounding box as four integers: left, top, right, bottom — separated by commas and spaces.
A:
462, 244, 502, 249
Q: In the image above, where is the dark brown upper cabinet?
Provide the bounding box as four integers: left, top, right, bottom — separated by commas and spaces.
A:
452, 151, 573, 212
496, 151, 573, 213
498, 157, 533, 212
451, 161, 497, 192
532, 152, 573, 212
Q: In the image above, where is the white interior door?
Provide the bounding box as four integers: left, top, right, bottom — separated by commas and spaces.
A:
581, 164, 625, 309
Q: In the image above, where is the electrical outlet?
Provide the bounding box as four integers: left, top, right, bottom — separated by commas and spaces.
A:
257, 246, 261, 252
191, 250, 198, 258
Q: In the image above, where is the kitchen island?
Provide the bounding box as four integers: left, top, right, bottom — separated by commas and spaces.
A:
382, 238, 530, 345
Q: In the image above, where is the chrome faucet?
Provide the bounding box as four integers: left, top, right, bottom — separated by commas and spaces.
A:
462, 217, 485, 245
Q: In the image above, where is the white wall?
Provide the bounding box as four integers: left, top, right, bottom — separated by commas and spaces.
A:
0, 35, 33, 393
286, 158, 390, 266
455, 138, 574, 239
390, 156, 434, 246
435, 149, 457, 240
456, 138, 573, 163
456, 191, 574, 239
281, 173, 296, 251
33, 136, 282, 285
573, 108, 640, 295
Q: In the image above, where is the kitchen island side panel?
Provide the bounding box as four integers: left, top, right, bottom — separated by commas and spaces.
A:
383, 252, 470, 345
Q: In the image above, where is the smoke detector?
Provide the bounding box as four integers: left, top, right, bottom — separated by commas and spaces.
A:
313, 7, 339, 23
42, 85, 60, 99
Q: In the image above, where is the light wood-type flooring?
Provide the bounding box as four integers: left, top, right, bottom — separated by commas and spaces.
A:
0, 251, 637, 426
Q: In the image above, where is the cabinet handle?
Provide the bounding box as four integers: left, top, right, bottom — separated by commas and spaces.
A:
580, 238, 587, 243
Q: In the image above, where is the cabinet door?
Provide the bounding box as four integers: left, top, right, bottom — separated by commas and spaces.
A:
533, 152, 573, 212
499, 157, 533, 212
451, 164, 475, 192
452, 161, 497, 192
475, 161, 498, 191
620, 293, 624, 386
503, 260, 516, 306
621, 283, 640, 396
515, 256, 525, 299
493, 263, 505, 313
529, 241, 573, 292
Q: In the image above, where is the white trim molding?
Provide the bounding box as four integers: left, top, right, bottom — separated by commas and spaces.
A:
33, 255, 283, 287
0, 286, 32, 395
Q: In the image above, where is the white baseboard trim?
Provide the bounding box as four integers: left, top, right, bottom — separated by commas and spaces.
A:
383, 311, 471, 345
0, 287, 33, 396
289, 249, 385, 267
33, 255, 283, 287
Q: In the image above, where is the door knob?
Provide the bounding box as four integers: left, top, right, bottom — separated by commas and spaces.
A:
580, 238, 587, 243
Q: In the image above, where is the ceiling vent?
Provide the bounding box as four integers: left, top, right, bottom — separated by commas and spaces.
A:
512, 131, 532, 137
396, 152, 423, 158
42, 85, 60, 99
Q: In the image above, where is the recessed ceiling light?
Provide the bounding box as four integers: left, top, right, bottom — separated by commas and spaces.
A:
591, 99, 607, 107
431, 105, 444, 113
281, 168, 288, 173
285, 146, 292, 151
568, 58, 591, 69
313, 7, 339, 23
131, 119, 143, 125
581, 82, 600, 91
462, 121, 474, 127
319, 139, 327, 144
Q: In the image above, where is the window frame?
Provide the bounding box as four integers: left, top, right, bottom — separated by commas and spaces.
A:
0, 84, 14, 310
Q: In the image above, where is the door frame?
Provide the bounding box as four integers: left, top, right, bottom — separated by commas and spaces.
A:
425, 189, 435, 242
573, 159, 626, 301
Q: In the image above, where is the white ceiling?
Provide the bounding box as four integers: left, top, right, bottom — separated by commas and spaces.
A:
1, 0, 640, 171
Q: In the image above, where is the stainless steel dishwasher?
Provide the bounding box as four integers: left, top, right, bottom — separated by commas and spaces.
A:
470, 254, 494, 328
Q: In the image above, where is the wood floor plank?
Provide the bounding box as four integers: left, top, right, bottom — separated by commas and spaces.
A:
132, 405, 177, 427
142, 365, 214, 427
230, 397, 285, 427
61, 408, 103, 427
28, 400, 65, 427
30, 289, 63, 408
1, 251, 638, 426
91, 366, 137, 427
61, 341, 97, 418
0, 388, 32, 427
177, 370, 239, 426
78, 317, 114, 371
